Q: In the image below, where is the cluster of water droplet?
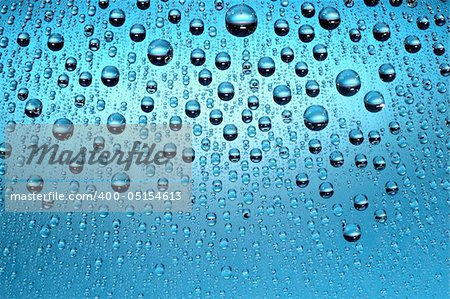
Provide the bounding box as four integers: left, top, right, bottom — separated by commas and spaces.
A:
0, 0, 448, 297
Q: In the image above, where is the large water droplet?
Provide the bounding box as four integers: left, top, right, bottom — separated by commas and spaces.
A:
318, 7, 341, 30
343, 223, 362, 242
225, 4, 258, 37
336, 69, 361, 96
147, 39, 173, 66
101, 66, 120, 87
304, 105, 329, 131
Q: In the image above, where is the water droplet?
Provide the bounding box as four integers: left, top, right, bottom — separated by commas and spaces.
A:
304, 105, 329, 131
318, 7, 341, 30
147, 39, 173, 66
52, 118, 74, 141
336, 69, 361, 96
273, 85, 291, 105
101, 65, 120, 87
343, 223, 362, 242
225, 4, 257, 37
364, 91, 385, 112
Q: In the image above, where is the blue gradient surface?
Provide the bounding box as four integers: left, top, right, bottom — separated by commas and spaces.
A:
0, 0, 449, 298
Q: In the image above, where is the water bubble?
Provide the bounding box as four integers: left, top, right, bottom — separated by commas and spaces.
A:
228, 148, 241, 162
79, 71, 93, 87
221, 266, 232, 280
244, 97, 258, 112
225, 4, 257, 37
440, 63, 450, 77
434, 13, 446, 26
364, 91, 385, 113
378, 63, 396, 82
168, 9, 181, 24
185, 100, 201, 118
107, 113, 126, 134
189, 19, 204, 35
295, 62, 308, 77
301, 2, 315, 18
146, 80, 157, 94
416, 16, 429, 30
343, 223, 362, 242
169, 116, 182, 131
65, 57, 77, 71
147, 39, 173, 66
136, 0, 150, 10
24, 99, 43, 118
47, 33, 64, 51
274, 19, 289, 36
385, 181, 399, 195
242, 109, 253, 123
335, 69, 361, 96
257, 57, 275, 77
389, 121, 400, 135
182, 148, 195, 163
368, 130, 381, 145
215, 52, 231, 70
84, 25, 94, 38
329, 151, 344, 167
17, 87, 29, 101
98, 0, 109, 9
298, 24, 315, 43
273, 85, 291, 105
218, 82, 235, 101
206, 212, 217, 226
349, 129, 364, 145
390, 0, 402, 6
295, 173, 309, 188
319, 182, 334, 198
312, 44, 328, 61
353, 194, 369, 211
190, 48, 206, 66
209, 109, 223, 125
140, 96, 154, 113
27, 175, 44, 192
374, 209, 388, 222
249, 148, 262, 162
355, 154, 368, 168
365, 0, 380, 6
372, 22, 391, 42
223, 124, 238, 141
17, 32, 30, 47
280, 47, 294, 63
109, 9, 125, 27
373, 156, 386, 170
58, 74, 69, 88
333, 204, 343, 216
101, 66, 120, 87
349, 28, 361, 42
0, 142, 12, 159
258, 116, 271, 132
308, 139, 322, 154
318, 7, 341, 30
305, 80, 320, 97
198, 69, 212, 86
432, 42, 445, 56
129, 24, 146, 42
40, 225, 51, 238
163, 143, 177, 159
111, 172, 130, 192
404, 35, 421, 53
303, 105, 329, 131
52, 118, 74, 141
